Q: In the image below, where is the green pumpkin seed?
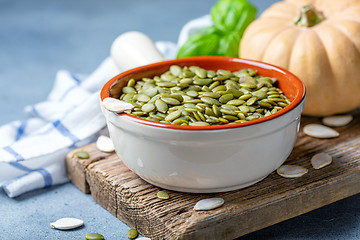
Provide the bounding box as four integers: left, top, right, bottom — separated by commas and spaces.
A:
239, 105, 250, 113
226, 89, 243, 97
143, 87, 158, 97
141, 103, 155, 112
157, 190, 170, 199
201, 92, 220, 98
127, 79, 136, 87
193, 78, 212, 86
212, 85, 227, 92
170, 65, 182, 77
75, 151, 89, 159
239, 93, 252, 100
246, 97, 257, 106
127, 229, 138, 239
209, 81, 220, 90
201, 97, 221, 105
195, 68, 207, 78
122, 86, 136, 94
172, 119, 188, 125
186, 90, 198, 97
161, 97, 180, 105
212, 105, 221, 117
165, 110, 182, 121
85, 233, 104, 240
220, 108, 238, 116
252, 90, 267, 100
189, 122, 210, 126
137, 94, 151, 102
207, 70, 216, 78
155, 99, 168, 113
219, 94, 234, 104
227, 99, 245, 105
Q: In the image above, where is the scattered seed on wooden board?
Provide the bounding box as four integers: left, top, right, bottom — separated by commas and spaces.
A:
102, 97, 134, 113
127, 229, 139, 239
75, 151, 89, 159
277, 165, 308, 178
96, 135, 115, 153
157, 191, 169, 199
311, 153, 332, 169
193, 198, 225, 211
303, 124, 339, 138
50, 218, 84, 230
322, 115, 353, 127
85, 233, 104, 240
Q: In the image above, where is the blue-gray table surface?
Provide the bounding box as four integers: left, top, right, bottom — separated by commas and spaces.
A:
1, 0, 359, 239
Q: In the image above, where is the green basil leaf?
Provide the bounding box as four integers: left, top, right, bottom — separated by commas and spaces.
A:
217, 32, 241, 57
211, 0, 257, 33
177, 31, 220, 58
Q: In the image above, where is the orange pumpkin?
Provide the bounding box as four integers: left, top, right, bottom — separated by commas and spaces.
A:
240, 0, 360, 116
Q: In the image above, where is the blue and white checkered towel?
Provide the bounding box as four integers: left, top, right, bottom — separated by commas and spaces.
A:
0, 15, 211, 198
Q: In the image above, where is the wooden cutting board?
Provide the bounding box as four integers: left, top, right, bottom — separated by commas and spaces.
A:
65, 112, 360, 240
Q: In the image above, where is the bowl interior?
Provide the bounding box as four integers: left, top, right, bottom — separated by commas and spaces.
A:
101, 56, 305, 130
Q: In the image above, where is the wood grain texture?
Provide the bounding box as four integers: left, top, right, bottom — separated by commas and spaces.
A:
65, 112, 360, 240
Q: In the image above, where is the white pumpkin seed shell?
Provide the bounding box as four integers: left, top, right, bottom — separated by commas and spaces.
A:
102, 97, 134, 113
96, 135, 115, 153
193, 198, 224, 211
50, 217, 84, 230
303, 124, 339, 138
322, 115, 353, 127
277, 165, 308, 178
311, 152, 332, 169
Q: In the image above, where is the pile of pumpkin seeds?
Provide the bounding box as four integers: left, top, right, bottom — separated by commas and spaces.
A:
119, 65, 291, 126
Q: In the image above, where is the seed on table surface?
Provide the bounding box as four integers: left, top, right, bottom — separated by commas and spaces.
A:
85, 233, 104, 240
157, 191, 170, 199
127, 229, 139, 239
102, 98, 134, 113
96, 135, 115, 153
303, 124, 340, 138
277, 165, 308, 178
322, 115, 353, 127
194, 198, 224, 211
75, 151, 89, 159
50, 218, 84, 230
311, 152, 332, 169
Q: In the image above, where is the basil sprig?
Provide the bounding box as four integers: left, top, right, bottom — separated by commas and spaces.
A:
177, 0, 256, 58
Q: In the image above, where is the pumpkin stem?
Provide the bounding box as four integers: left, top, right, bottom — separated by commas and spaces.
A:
295, 4, 325, 27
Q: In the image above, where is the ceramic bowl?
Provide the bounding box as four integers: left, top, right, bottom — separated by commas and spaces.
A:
100, 56, 305, 193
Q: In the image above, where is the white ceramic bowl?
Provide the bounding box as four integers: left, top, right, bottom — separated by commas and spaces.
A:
101, 56, 305, 193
